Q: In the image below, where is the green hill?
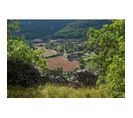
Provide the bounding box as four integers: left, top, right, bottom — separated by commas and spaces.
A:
16, 20, 112, 40
18, 20, 73, 40
53, 20, 112, 39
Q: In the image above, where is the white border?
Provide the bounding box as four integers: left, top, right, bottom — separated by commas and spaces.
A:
0, 0, 132, 118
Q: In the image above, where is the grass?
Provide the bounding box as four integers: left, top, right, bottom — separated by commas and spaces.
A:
7, 83, 125, 98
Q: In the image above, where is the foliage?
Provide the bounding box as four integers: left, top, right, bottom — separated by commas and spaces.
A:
7, 20, 20, 32
7, 20, 47, 86
7, 20, 125, 98
87, 20, 125, 96
7, 20, 47, 72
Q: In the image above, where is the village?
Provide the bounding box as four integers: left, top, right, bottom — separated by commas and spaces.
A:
32, 38, 91, 72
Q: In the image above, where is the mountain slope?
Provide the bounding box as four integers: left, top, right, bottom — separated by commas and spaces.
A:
53, 20, 112, 39
18, 20, 73, 40
17, 20, 112, 40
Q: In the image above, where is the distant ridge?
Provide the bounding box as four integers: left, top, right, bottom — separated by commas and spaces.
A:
53, 20, 112, 39
18, 20, 73, 40
16, 20, 112, 40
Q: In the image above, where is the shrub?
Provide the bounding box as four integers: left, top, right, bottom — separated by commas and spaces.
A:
87, 20, 125, 96
7, 58, 41, 87
7, 20, 47, 87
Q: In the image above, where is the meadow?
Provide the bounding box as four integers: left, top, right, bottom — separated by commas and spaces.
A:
7, 83, 124, 98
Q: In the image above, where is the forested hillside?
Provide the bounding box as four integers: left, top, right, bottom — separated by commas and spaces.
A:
17, 20, 73, 40
15, 20, 111, 40
53, 20, 112, 39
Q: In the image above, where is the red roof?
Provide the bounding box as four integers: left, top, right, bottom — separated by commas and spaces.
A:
47, 56, 80, 72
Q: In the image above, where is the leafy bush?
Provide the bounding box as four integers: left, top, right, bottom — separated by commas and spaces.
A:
7, 20, 47, 86
8, 37, 47, 72
87, 20, 125, 96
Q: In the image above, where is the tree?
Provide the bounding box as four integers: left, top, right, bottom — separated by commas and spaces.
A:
87, 20, 125, 97
7, 20, 47, 86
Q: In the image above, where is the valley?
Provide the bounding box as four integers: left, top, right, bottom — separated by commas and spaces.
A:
32, 38, 90, 72
7, 20, 125, 98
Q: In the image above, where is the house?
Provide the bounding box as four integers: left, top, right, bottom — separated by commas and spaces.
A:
48, 39, 57, 43
33, 39, 44, 43
68, 52, 79, 61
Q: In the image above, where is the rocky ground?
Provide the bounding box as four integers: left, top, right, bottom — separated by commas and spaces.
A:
43, 69, 98, 88
8, 58, 98, 88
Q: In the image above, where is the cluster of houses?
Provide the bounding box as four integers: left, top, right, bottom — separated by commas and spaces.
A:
32, 38, 94, 72
32, 39, 80, 72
